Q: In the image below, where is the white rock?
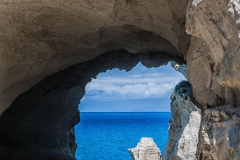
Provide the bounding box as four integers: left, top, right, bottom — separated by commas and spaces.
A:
203, 131, 213, 145
203, 136, 211, 145
164, 81, 201, 160
128, 137, 162, 160
171, 111, 202, 160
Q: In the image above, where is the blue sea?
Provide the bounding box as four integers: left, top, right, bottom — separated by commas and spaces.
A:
75, 112, 171, 160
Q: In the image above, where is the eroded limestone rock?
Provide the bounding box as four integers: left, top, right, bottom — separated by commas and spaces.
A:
201, 107, 240, 160
0, 0, 189, 116
186, 0, 240, 107
128, 137, 162, 160
2, 0, 240, 159
0, 51, 184, 159
164, 81, 201, 160
184, 1, 240, 157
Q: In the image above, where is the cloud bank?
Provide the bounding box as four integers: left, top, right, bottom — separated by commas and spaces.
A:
80, 62, 186, 111
83, 62, 185, 101
86, 82, 179, 99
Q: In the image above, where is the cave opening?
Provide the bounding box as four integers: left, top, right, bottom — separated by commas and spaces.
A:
0, 50, 188, 159
75, 62, 186, 159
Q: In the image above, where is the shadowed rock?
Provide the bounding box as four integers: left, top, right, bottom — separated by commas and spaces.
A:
0, 50, 184, 159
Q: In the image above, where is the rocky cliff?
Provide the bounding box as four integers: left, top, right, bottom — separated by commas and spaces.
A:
200, 105, 240, 159
129, 81, 201, 160
1, 0, 240, 159
185, 1, 240, 159
164, 81, 201, 160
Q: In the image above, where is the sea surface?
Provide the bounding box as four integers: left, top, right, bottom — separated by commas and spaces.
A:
75, 112, 171, 160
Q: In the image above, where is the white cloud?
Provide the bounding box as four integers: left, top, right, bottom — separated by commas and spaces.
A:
83, 62, 186, 101
85, 81, 180, 99
80, 62, 187, 112
90, 74, 183, 84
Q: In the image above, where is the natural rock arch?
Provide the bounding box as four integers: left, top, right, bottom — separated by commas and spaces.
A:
0, 0, 189, 116
1, 0, 240, 159
0, 50, 185, 159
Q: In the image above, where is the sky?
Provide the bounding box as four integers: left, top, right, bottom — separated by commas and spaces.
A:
79, 62, 186, 112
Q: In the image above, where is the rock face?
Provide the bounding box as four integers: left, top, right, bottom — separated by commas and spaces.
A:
200, 106, 240, 160
128, 137, 162, 160
185, 1, 240, 159
1, 0, 240, 159
0, 51, 184, 159
186, 0, 240, 108
164, 81, 201, 160
0, 0, 189, 116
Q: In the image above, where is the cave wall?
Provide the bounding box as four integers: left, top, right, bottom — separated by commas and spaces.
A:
0, 0, 189, 116
1, 0, 240, 159
0, 50, 184, 159
185, 1, 240, 159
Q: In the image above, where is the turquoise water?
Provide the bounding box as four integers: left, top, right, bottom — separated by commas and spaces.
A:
75, 112, 171, 160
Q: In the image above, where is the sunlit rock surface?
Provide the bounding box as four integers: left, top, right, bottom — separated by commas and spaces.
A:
128, 137, 162, 160
185, 1, 240, 159
164, 81, 201, 160
186, 0, 240, 107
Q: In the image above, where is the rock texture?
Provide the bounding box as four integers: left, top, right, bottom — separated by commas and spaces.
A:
128, 137, 162, 160
186, 0, 240, 107
185, 1, 240, 159
200, 106, 240, 160
0, 0, 189, 116
0, 51, 184, 159
1, 0, 240, 159
164, 81, 201, 160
